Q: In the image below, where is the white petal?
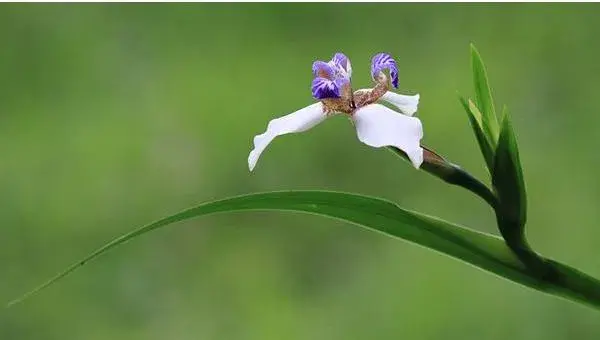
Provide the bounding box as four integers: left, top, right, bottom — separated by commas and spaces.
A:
248, 102, 326, 171
381, 91, 420, 116
353, 104, 424, 168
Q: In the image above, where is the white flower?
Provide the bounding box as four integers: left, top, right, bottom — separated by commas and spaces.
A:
248, 52, 424, 171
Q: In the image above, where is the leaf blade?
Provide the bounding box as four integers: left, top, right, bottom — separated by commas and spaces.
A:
471, 44, 499, 143
8, 191, 533, 307
11, 191, 600, 311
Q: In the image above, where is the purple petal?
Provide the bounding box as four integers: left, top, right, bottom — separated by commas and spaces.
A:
371, 53, 399, 88
312, 61, 334, 79
331, 52, 351, 75
311, 77, 340, 99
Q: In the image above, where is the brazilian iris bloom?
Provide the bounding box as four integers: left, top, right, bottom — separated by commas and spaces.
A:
248, 52, 423, 171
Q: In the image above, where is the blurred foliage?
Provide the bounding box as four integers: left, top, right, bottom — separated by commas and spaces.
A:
2, 4, 600, 339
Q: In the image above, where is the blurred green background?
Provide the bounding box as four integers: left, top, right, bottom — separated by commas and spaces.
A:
2, 3, 600, 339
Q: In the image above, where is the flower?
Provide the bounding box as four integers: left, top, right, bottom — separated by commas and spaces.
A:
248, 52, 423, 171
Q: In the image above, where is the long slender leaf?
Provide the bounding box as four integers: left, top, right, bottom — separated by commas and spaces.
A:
7, 191, 600, 309
471, 44, 499, 143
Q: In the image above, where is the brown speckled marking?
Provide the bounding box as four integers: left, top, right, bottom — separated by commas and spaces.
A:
322, 72, 390, 115
321, 81, 355, 114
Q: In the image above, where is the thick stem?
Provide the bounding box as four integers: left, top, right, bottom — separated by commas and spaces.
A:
388, 146, 497, 208
494, 213, 551, 279
388, 146, 563, 281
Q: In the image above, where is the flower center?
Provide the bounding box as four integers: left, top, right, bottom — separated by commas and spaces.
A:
322, 75, 390, 115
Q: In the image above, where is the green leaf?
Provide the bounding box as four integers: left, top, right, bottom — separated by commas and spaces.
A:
493, 107, 527, 228
7, 191, 600, 310
459, 95, 496, 170
471, 44, 499, 143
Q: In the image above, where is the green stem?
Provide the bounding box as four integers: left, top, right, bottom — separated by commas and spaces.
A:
388, 146, 497, 208
388, 146, 598, 295
495, 214, 549, 278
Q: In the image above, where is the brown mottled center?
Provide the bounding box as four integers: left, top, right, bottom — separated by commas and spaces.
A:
321, 73, 390, 115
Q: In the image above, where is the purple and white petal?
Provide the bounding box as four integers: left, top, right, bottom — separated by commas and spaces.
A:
248, 102, 326, 171
312, 77, 340, 99
330, 52, 352, 78
381, 92, 420, 116
352, 103, 423, 168
371, 53, 399, 89
312, 61, 334, 79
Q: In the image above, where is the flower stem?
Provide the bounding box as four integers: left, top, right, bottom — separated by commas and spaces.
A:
389, 145, 546, 269
387, 146, 497, 208
388, 145, 600, 308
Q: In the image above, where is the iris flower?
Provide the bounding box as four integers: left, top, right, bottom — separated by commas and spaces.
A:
248, 52, 423, 171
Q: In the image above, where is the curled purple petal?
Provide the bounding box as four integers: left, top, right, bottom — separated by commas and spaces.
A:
312, 61, 334, 79
311, 53, 353, 99
371, 53, 399, 88
331, 52, 352, 77
311, 77, 340, 99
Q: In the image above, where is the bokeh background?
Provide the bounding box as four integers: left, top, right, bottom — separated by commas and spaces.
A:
2, 3, 600, 339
